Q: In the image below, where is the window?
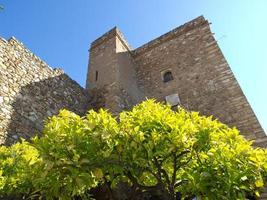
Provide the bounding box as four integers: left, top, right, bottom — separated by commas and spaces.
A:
95, 71, 98, 82
163, 71, 173, 83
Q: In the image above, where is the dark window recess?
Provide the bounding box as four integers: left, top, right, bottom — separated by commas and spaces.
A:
163, 71, 173, 82
95, 71, 98, 82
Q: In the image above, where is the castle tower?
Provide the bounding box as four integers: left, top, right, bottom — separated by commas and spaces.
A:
0, 15, 266, 198
86, 27, 144, 114
87, 17, 267, 197
87, 16, 267, 149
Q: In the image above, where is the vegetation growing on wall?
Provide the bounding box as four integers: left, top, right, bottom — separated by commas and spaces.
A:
0, 100, 266, 200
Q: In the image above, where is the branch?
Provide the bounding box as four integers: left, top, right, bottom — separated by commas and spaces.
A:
103, 176, 115, 200
171, 153, 177, 187
125, 170, 159, 191
153, 157, 171, 186
158, 151, 174, 165
144, 167, 161, 183
127, 132, 150, 161
159, 149, 190, 166
177, 149, 190, 158
195, 150, 203, 165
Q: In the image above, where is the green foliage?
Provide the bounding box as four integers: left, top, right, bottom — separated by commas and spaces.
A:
0, 140, 39, 198
116, 100, 267, 199
0, 100, 266, 199
32, 109, 119, 199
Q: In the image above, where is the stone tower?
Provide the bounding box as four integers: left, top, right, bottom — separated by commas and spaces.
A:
86, 27, 145, 114
0, 15, 267, 199
87, 16, 267, 148
87, 17, 267, 199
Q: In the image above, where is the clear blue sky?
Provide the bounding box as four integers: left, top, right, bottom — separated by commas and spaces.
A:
1, 0, 266, 134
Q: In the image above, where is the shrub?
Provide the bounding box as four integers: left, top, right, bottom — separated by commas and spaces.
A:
0, 100, 266, 199
0, 140, 39, 198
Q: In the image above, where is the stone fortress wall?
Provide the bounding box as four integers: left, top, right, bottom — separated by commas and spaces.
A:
1, 14, 267, 199
87, 16, 267, 148
133, 17, 267, 147
86, 17, 267, 198
0, 37, 89, 145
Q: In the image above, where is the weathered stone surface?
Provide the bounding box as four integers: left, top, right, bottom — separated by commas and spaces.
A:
0, 37, 89, 145
165, 93, 180, 106
1, 16, 266, 198
87, 16, 266, 148
131, 17, 267, 149
86, 16, 267, 198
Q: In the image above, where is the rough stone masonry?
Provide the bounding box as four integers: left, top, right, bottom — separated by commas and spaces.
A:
0, 15, 267, 198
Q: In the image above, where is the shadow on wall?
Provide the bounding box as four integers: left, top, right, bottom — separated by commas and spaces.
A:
5, 74, 90, 145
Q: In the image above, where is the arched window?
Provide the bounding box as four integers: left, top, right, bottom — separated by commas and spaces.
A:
163, 71, 173, 83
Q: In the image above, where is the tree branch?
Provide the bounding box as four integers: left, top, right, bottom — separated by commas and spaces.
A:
171, 153, 178, 187
125, 170, 159, 191
153, 157, 171, 186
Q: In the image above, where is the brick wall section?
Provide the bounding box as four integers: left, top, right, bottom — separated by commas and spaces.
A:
0, 37, 89, 145
131, 16, 267, 148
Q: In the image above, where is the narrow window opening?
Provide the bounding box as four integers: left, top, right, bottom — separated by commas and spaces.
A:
163, 71, 173, 83
95, 71, 98, 82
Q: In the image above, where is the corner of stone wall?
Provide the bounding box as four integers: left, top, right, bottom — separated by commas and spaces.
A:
0, 36, 90, 145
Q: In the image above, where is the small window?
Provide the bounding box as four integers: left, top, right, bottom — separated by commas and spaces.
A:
163, 71, 173, 83
95, 71, 98, 82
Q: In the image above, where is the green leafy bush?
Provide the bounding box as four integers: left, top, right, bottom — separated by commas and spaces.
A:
0, 100, 266, 200
0, 140, 39, 198
32, 109, 119, 199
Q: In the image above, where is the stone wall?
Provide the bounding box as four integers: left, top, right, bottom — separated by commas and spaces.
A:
0, 15, 266, 198
0, 36, 89, 145
86, 16, 267, 198
86, 27, 144, 114
131, 16, 267, 148
86, 16, 266, 148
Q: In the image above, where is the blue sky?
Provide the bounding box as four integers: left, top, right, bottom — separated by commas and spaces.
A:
1, 0, 266, 133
